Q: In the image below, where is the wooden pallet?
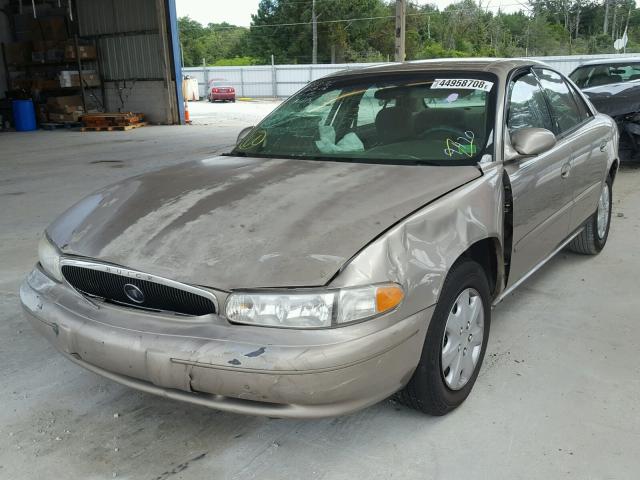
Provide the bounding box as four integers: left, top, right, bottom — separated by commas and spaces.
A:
41, 122, 82, 130
81, 122, 147, 132
82, 112, 143, 123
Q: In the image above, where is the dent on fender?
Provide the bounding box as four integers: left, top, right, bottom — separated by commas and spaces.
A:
330, 167, 504, 313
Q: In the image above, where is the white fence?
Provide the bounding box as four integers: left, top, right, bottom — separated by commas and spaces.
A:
183, 53, 640, 99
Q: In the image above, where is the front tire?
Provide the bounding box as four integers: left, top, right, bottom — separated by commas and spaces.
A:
398, 259, 491, 415
568, 176, 612, 255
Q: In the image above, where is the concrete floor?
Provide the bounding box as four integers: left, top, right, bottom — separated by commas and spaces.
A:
1, 124, 640, 479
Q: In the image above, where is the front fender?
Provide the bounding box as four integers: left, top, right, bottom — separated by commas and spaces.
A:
329, 166, 504, 314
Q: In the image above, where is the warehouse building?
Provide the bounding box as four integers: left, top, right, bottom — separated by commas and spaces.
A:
0, 0, 184, 129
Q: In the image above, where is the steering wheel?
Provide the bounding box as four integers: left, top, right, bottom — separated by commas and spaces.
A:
419, 126, 468, 139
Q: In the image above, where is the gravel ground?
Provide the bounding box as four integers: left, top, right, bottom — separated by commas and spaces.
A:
187, 99, 282, 128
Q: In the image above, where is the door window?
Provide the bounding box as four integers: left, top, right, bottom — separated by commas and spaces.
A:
535, 69, 583, 134
567, 83, 592, 122
507, 72, 554, 133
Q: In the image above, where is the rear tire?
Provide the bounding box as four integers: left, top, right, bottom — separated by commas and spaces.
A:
398, 259, 491, 415
568, 176, 612, 255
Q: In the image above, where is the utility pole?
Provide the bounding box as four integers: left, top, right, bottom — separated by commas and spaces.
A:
394, 0, 406, 62
624, 6, 631, 53
603, 0, 610, 34
312, 0, 318, 64
611, 0, 617, 40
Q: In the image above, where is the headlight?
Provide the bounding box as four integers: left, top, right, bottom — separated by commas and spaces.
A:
38, 234, 63, 282
225, 283, 404, 328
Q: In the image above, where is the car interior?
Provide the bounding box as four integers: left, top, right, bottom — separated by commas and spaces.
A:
241, 80, 492, 163
570, 63, 640, 88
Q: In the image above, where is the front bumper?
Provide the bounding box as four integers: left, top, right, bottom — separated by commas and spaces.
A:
20, 267, 432, 418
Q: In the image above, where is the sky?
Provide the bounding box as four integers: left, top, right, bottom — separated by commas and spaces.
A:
176, 0, 525, 27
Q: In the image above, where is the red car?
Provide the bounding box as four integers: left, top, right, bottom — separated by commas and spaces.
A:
208, 85, 235, 102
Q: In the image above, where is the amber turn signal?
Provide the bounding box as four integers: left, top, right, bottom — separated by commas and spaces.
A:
375, 285, 405, 313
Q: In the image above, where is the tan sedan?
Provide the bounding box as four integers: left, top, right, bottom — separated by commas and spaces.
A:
21, 59, 618, 418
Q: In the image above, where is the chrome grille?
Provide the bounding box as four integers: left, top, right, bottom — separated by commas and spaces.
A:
61, 263, 216, 316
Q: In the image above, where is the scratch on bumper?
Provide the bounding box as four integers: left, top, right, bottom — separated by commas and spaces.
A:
20, 267, 432, 418
170, 328, 419, 375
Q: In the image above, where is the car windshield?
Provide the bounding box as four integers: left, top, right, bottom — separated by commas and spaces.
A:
231, 72, 497, 165
570, 62, 640, 89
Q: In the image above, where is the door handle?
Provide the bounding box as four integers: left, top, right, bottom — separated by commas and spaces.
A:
599, 141, 607, 152
561, 162, 571, 178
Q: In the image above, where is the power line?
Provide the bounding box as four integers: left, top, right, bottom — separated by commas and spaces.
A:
200, 3, 535, 31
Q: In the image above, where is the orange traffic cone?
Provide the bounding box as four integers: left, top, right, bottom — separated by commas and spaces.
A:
184, 100, 191, 124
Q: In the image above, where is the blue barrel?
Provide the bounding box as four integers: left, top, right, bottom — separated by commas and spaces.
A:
12, 99, 37, 131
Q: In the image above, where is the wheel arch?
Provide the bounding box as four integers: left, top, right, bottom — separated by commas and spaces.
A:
459, 237, 504, 300
609, 159, 619, 183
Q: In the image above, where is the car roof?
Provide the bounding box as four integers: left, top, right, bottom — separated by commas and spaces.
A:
573, 57, 640, 68
327, 58, 548, 80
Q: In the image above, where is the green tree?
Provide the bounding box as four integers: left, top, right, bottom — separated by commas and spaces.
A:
179, 0, 640, 67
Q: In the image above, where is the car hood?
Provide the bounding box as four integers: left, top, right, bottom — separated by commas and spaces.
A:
47, 156, 480, 290
583, 80, 640, 117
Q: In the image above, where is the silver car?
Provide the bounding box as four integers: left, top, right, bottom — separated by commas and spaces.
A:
21, 59, 618, 418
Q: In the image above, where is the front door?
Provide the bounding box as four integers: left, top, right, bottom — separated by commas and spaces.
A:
504, 70, 575, 286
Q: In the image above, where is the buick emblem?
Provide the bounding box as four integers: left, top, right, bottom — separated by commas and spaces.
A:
123, 283, 145, 304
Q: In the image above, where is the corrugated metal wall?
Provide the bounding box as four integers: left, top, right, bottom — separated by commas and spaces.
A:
77, 0, 164, 81
99, 34, 164, 80
184, 53, 640, 99
75, 0, 178, 123
78, 0, 158, 35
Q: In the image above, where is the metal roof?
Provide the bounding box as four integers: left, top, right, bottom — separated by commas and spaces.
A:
328, 58, 549, 79
571, 57, 640, 68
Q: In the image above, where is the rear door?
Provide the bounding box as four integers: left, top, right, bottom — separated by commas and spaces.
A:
564, 80, 611, 229
504, 70, 575, 286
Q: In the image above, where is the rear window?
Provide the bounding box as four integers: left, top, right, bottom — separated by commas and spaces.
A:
570, 63, 640, 88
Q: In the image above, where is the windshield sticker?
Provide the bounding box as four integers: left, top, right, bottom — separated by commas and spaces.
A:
444, 131, 476, 157
432, 79, 493, 91
239, 129, 267, 149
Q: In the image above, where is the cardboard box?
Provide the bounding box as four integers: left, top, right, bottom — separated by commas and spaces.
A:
47, 95, 83, 113
32, 41, 64, 62
33, 40, 58, 52
64, 44, 97, 61
4, 42, 32, 65
30, 17, 67, 42
32, 78, 59, 90
48, 111, 82, 123
58, 70, 100, 88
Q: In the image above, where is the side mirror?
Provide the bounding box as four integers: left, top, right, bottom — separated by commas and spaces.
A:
510, 127, 556, 157
236, 126, 254, 146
